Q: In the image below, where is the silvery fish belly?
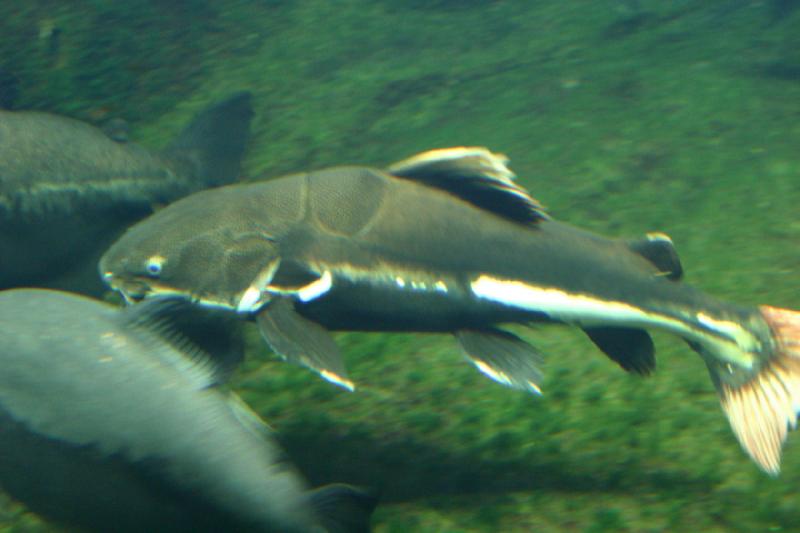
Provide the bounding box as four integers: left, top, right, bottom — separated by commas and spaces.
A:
100, 146, 800, 476
0, 288, 375, 533
0, 92, 253, 293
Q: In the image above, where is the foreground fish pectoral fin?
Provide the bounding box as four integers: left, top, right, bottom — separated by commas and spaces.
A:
582, 326, 656, 375
256, 298, 354, 391
627, 232, 683, 281
386, 146, 548, 225
117, 296, 231, 389
455, 328, 544, 394
704, 305, 800, 475
307, 483, 378, 533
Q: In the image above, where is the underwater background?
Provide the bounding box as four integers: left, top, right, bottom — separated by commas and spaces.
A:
1, 0, 799, 531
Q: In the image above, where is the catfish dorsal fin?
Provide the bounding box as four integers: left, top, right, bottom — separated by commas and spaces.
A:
386, 146, 549, 224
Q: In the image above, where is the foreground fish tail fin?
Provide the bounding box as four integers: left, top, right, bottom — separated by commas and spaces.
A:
706, 305, 800, 475
308, 484, 378, 533
164, 91, 253, 187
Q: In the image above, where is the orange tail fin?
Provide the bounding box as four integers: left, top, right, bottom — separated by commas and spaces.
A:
718, 305, 800, 475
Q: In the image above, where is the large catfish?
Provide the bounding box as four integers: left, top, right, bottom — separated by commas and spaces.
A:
100, 147, 800, 475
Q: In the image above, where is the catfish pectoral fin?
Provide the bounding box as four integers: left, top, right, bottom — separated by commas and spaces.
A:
455, 329, 544, 394
256, 299, 354, 391
582, 326, 656, 375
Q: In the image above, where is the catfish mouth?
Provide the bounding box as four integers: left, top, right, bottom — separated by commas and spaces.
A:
100, 272, 154, 305
109, 282, 148, 305
113, 282, 192, 306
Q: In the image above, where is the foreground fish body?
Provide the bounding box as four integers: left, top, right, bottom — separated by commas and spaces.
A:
0, 92, 253, 292
100, 147, 800, 475
0, 288, 375, 532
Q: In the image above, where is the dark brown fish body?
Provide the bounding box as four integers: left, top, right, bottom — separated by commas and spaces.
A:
0, 92, 253, 292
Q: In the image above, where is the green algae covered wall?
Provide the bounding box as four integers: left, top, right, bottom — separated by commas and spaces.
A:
1, 1, 800, 531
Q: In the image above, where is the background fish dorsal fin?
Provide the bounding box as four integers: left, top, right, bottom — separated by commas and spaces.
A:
627, 232, 683, 281
386, 147, 549, 224
118, 297, 241, 389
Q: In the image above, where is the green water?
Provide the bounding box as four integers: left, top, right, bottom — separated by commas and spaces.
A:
2, 1, 800, 531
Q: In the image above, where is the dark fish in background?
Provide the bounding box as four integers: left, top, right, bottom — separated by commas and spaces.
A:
0, 91, 253, 293
0, 68, 18, 110
0, 288, 376, 533
102, 117, 131, 143
100, 147, 800, 475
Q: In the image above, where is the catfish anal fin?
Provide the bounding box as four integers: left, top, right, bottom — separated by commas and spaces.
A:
455, 328, 544, 394
582, 326, 655, 375
256, 298, 353, 391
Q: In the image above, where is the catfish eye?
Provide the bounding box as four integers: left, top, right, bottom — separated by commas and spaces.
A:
144, 256, 165, 277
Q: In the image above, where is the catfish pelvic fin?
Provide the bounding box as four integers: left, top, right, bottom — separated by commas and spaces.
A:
582, 326, 656, 375
455, 328, 544, 394
256, 298, 354, 391
627, 232, 683, 281
386, 146, 548, 225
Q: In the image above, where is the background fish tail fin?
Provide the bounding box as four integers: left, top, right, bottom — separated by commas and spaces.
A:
164, 91, 253, 187
704, 305, 800, 475
308, 483, 378, 533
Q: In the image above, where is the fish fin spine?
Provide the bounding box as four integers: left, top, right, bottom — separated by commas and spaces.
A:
307, 483, 378, 533
713, 305, 800, 475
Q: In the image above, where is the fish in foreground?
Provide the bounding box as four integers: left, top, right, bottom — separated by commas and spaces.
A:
100, 146, 800, 475
0, 288, 375, 532
0, 92, 253, 292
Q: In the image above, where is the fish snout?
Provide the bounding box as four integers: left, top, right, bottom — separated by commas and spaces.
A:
99, 271, 148, 304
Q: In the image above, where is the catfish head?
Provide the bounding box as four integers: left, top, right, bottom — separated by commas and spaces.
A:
99, 185, 284, 312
